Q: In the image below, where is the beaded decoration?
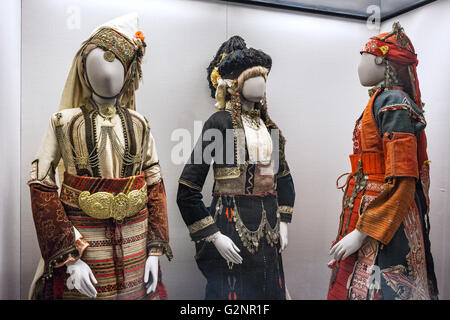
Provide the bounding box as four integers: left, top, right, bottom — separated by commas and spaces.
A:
89, 28, 136, 68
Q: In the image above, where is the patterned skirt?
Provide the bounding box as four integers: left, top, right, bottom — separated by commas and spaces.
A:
59, 172, 167, 300
327, 162, 437, 300
195, 193, 285, 300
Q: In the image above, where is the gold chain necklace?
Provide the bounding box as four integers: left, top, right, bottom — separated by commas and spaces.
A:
241, 109, 261, 129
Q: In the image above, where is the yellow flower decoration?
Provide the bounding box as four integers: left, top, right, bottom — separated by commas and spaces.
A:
379, 45, 389, 55
210, 67, 221, 88
210, 52, 228, 88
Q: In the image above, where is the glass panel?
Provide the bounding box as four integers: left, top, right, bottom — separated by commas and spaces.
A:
226, 0, 434, 20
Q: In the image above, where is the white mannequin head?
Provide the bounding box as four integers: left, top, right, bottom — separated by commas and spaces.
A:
241, 76, 266, 103
358, 52, 386, 87
85, 48, 125, 101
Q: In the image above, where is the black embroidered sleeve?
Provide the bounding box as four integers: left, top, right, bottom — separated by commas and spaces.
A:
274, 131, 295, 223
177, 111, 231, 241
276, 174, 295, 223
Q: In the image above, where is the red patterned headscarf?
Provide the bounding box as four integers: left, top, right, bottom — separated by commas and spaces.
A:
361, 22, 422, 111
363, 22, 429, 178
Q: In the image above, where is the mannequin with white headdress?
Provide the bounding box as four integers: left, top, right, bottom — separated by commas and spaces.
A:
28, 13, 171, 300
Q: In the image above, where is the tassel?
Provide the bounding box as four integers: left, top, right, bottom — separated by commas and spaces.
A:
226, 208, 233, 222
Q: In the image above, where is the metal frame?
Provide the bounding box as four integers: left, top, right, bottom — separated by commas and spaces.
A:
381, 0, 436, 21
219, 0, 436, 21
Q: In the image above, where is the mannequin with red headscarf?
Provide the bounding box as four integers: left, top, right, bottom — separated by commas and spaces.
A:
327, 22, 438, 300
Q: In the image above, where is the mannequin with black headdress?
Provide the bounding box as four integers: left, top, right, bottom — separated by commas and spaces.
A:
177, 36, 295, 300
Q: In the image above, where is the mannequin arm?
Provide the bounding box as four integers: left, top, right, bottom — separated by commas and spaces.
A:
144, 256, 159, 294
329, 229, 367, 261
29, 116, 89, 269
275, 136, 295, 251
29, 183, 89, 265
208, 232, 242, 264
330, 177, 415, 261
275, 132, 295, 224
356, 177, 415, 244
144, 166, 172, 260
177, 184, 219, 241
141, 162, 165, 292
142, 131, 172, 260
177, 183, 241, 264
66, 259, 97, 298
358, 94, 424, 244
279, 222, 288, 252
177, 114, 225, 242
276, 174, 295, 223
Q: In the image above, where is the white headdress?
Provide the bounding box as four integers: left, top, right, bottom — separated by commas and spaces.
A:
59, 12, 146, 111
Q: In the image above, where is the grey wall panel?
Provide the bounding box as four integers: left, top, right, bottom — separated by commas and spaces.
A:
0, 0, 21, 300
383, 0, 450, 300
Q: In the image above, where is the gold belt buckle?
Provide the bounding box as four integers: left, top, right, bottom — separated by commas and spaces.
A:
78, 185, 147, 220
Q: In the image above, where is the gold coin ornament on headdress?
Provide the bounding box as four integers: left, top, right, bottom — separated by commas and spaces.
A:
103, 50, 115, 62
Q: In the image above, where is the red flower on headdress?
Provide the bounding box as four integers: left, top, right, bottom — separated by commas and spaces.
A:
135, 31, 145, 41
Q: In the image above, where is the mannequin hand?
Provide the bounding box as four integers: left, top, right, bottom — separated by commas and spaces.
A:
279, 222, 288, 252
329, 229, 367, 261
213, 232, 243, 265
144, 255, 159, 294
66, 259, 98, 298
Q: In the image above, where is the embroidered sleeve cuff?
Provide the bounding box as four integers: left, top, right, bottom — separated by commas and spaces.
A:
202, 231, 220, 243
356, 216, 396, 246
179, 179, 202, 192
356, 203, 402, 245
144, 162, 163, 186
188, 216, 219, 242
40, 246, 81, 282
54, 236, 89, 268
356, 177, 414, 245
277, 169, 290, 179
147, 240, 173, 261
28, 160, 58, 188
279, 205, 293, 223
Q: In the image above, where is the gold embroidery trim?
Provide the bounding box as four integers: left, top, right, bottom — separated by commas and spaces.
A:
178, 179, 202, 191
213, 166, 241, 180
188, 216, 215, 234
277, 170, 290, 178
278, 205, 293, 214
89, 28, 136, 67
